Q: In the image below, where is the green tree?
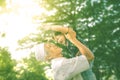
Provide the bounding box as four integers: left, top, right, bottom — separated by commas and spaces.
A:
19, 0, 120, 79
15, 53, 48, 80
0, 47, 17, 80
0, 47, 48, 80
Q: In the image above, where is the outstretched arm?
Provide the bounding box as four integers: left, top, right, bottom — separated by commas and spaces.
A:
42, 25, 94, 61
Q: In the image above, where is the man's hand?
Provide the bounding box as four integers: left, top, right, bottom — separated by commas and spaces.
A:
65, 28, 76, 41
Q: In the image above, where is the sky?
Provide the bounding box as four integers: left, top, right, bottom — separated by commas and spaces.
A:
0, 0, 45, 60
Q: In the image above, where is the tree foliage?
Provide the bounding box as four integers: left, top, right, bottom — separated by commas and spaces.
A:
10, 0, 120, 80
15, 53, 48, 80
0, 47, 17, 80
0, 47, 48, 80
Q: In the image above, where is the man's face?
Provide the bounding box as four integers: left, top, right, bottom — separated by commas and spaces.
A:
44, 43, 62, 54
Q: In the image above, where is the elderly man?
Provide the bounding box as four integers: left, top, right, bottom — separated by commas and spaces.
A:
35, 25, 96, 80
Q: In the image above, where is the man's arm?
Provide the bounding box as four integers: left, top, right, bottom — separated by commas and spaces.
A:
64, 28, 94, 61
42, 25, 94, 61
69, 38, 94, 61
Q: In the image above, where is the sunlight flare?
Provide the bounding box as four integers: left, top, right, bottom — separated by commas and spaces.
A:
0, 0, 45, 60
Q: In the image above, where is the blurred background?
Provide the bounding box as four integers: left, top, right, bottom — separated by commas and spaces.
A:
0, 0, 120, 80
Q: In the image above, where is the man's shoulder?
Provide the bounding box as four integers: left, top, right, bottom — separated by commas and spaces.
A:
51, 57, 65, 69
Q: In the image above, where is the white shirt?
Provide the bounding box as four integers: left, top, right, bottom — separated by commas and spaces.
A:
51, 55, 90, 80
